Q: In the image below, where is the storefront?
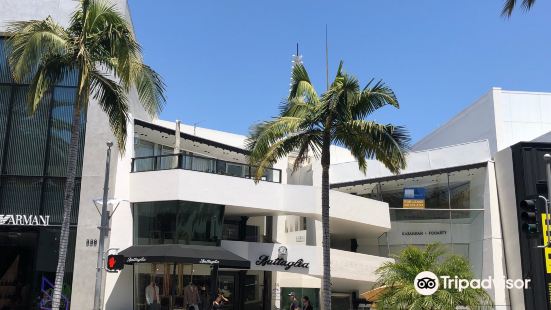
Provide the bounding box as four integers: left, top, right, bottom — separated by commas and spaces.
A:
333, 163, 488, 278
119, 243, 250, 310
0, 223, 77, 309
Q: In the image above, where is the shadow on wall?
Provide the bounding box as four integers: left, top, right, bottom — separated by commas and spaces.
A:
105, 266, 133, 310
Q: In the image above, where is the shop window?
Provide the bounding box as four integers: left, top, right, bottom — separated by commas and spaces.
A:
133, 201, 225, 246
133, 263, 212, 310
280, 287, 320, 310
372, 167, 487, 274
243, 271, 264, 310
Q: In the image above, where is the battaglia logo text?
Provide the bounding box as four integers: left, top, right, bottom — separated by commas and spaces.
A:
199, 259, 220, 264
0, 214, 50, 226
255, 255, 309, 270
126, 257, 146, 263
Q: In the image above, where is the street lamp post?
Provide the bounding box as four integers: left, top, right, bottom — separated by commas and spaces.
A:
93, 141, 113, 310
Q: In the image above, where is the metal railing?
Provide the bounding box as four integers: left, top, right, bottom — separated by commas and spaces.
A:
131, 153, 282, 183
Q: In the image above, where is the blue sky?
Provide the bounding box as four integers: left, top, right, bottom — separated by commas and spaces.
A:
129, 1, 551, 143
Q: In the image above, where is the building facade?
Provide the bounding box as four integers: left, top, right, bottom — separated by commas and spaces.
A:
2, 1, 551, 310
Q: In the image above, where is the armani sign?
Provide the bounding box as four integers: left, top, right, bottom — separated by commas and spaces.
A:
0, 214, 50, 226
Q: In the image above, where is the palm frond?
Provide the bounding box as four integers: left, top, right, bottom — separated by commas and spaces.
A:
130, 62, 166, 116
502, 0, 536, 16
90, 69, 130, 151
27, 54, 73, 113
374, 244, 493, 309
6, 17, 70, 82
335, 120, 410, 174
351, 79, 399, 119
289, 63, 318, 103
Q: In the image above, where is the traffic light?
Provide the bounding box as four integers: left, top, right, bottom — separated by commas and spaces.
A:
106, 254, 125, 271
520, 198, 540, 236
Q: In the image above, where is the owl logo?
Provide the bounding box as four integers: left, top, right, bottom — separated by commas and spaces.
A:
278, 246, 288, 261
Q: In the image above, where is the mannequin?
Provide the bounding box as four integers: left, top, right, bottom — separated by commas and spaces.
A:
184, 281, 200, 310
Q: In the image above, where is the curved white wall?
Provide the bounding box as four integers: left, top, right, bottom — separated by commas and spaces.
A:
129, 169, 390, 237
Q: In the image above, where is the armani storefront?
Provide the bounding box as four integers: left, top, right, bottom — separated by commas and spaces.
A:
0, 37, 84, 310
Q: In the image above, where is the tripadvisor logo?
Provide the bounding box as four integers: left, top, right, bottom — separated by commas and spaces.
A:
414, 271, 532, 296
414, 271, 439, 295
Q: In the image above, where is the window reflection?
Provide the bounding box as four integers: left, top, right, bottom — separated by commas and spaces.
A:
353, 167, 487, 278
133, 263, 212, 310
133, 201, 225, 246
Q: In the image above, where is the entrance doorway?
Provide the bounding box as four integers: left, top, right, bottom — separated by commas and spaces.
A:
217, 273, 236, 310
0, 227, 76, 310
331, 293, 352, 310
0, 230, 37, 309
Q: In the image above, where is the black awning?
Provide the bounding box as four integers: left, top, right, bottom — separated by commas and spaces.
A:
119, 244, 250, 269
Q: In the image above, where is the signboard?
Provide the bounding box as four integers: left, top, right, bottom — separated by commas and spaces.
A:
543, 214, 550, 245
0, 214, 50, 226
255, 246, 309, 270
545, 248, 551, 274
542, 214, 551, 274
403, 188, 426, 209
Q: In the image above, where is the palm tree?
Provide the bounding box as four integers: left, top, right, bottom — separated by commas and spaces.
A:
374, 244, 494, 309
502, 0, 536, 16
6, 0, 165, 308
246, 61, 410, 310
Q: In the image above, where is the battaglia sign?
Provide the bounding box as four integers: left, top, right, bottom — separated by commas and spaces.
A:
255, 255, 310, 270
0, 214, 50, 226
199, 259, 219, 264
126, 257, 146, 263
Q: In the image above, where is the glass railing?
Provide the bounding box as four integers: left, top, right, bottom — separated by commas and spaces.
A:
131, 153, 282, 183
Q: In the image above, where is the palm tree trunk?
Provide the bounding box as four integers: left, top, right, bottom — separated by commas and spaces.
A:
321, 133, 331, 310
51, 91, 82, 309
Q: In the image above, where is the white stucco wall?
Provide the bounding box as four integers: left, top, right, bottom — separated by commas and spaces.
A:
496, 90, 551, 152
129, 169, 391, 237
330, 139, 491, 186
412, 88, 551, 157
413, 89, 498, 154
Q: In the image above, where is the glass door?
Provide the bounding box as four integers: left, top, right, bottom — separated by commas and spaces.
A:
217, 273, 236, 310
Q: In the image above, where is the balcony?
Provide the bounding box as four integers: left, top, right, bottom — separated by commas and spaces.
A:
129, 168, 390, 238
131, 153, 282, 183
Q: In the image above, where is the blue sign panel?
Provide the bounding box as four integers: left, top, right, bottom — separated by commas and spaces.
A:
403, 188, 426, 200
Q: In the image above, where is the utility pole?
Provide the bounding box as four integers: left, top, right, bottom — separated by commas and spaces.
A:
93, 141, 113, 310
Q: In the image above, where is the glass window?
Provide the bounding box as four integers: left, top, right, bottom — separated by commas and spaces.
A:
372, 166, 487, 275
134, 139, 155, 172
134, 263, 213, 310
133, 201, 225, 246
0, 39, 13, 83
280, 287, 320, 310
46, 87, 85, 177
0, 176, 42, 215
448, 167, 486, 209
0, 86, 11, 170
42, 178, 81, 225
243, 271, 264, 310
4, 87, 51, 176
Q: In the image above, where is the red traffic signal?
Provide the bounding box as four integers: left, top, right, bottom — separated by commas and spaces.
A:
106, 254, 125, 271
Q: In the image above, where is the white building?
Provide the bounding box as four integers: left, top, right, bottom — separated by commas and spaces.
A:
2, 1, 551, 310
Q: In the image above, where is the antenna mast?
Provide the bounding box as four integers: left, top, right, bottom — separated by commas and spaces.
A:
325, 24, 329, 90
